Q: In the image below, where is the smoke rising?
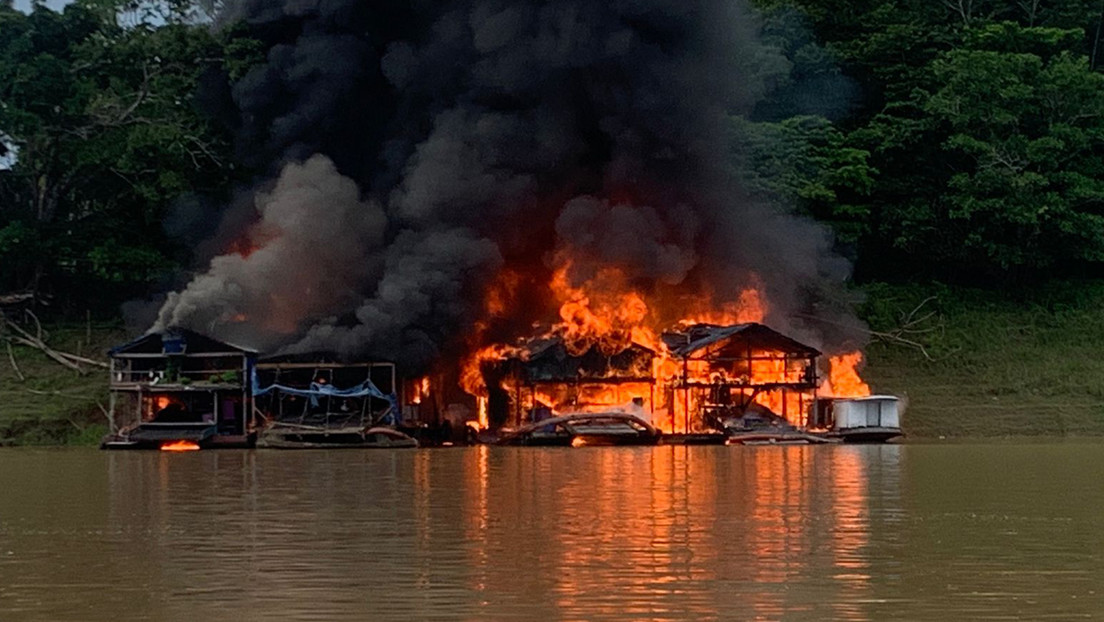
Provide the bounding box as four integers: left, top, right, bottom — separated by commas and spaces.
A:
155, 0, 864, 370
153, 155, 387, 350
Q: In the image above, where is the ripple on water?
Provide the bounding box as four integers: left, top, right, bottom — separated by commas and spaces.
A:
0, 444, 1102, 621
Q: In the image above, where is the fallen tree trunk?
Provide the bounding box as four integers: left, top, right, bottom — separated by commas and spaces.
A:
0, 293, 36, 306
1, 313, 109, 374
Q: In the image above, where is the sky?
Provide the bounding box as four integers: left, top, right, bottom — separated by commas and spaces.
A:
0, 137, 17, 170
12, 0, 72, 12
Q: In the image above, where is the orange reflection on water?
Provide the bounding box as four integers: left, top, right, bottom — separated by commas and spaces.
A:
448, 445, 883, 621
828, 447, 872, 622
550, 447, 716, 621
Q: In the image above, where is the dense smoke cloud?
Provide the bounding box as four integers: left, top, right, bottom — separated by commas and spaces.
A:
155, 0, 863, 369
154, 155, 387, 349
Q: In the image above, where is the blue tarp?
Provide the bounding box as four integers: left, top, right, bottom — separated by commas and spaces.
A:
251, 370, 399, 424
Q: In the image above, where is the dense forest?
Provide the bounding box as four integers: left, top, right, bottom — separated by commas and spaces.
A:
2, 0, 1104, 317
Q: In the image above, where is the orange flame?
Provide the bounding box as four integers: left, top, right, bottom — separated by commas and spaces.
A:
160, 440, 200, 452
551, 264, 649, 356
458, 235, 871, 432
410, 376, 431, 405
819, 352, 872, 398
476, 396, 488, 430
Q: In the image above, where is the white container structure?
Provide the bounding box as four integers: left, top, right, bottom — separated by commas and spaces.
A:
828, 395, 902, 443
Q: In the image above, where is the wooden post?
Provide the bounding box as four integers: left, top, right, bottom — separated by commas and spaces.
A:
682, 358, 689, 434
107, 390, 117, 434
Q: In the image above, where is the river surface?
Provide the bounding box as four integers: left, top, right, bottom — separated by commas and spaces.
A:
0, 444, 1102, 621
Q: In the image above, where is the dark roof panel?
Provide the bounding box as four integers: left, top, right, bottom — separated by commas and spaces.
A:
110, 329, 256, 356
662, 323, 820, 358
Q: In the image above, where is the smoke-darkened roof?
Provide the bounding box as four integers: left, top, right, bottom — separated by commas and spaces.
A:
661, 323, 820, 358
503, 336, 655, 382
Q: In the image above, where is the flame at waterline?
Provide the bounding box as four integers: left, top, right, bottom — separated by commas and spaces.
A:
160, 441, 200, 452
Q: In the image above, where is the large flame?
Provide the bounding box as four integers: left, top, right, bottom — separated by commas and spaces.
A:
458, 236, 872, 432
819, 352, 872, 398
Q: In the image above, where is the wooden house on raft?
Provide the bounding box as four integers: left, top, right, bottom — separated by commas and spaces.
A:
660, 323, 821, 433
483, 337, 658, 430
252, 353, 412, 448
102, 329, 257, 450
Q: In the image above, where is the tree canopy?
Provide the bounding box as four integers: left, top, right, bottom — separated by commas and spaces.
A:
3, 0, 1104, 317
0, 0, 240, 312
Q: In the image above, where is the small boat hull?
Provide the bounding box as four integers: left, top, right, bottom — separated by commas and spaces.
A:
726, 431, 838, 446
257, 425, 418, 449
498, 411, 662, 447
831, 427, 903, 444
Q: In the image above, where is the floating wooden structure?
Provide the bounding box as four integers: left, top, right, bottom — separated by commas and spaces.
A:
102, 330, 257, 449
486, 337, 657, 430
253, 354, 414, 449
101, 324, 901, 450
101, 333, 414, 450
661, 323, 821, 433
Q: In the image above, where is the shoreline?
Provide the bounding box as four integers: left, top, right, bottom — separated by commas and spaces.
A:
5, 429, 1104, 448
8, 282, 1104, 445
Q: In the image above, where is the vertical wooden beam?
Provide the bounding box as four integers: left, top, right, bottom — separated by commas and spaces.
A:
682, 357, 689, 434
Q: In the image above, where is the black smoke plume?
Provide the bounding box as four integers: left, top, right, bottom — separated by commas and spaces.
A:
155, 0, 862, 370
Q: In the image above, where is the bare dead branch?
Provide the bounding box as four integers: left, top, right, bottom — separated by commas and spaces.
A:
23, 308, 45, 342
793, 295, 945, 362
10, 336, 84, 373
0, 293, 35, 306
6, 341, 25, 382
3, 316, 109, 373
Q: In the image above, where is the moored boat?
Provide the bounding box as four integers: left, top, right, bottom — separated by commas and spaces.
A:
257, 423, 417, 449
721, 409, 836, 445
816, 395, 903, 443
497, 411, 662, 447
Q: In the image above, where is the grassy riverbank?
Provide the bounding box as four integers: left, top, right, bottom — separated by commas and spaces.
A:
4, 282, 1104, 444
861, 281, 1104, 439
0, 324, 125, 446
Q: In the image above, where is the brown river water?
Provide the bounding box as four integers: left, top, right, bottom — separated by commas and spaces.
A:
1, 444, 1102, 621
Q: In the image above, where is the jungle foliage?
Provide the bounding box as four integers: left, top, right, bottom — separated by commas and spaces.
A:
3, 0, 1104, 316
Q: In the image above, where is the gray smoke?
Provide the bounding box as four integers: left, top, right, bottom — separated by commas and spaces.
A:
155, 0, 865, 369
154, 155, 387, 350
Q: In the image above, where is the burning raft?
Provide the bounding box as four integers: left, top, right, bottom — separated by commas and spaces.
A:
480, 322, 901, 446
100, 323, 900, 450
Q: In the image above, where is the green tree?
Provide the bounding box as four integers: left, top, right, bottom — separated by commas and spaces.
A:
925, 43, 1104, 270
732, 115, 876, 245
0, 1, 237, 312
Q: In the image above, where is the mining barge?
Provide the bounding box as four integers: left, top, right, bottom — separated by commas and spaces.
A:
101, 324, 901, 451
